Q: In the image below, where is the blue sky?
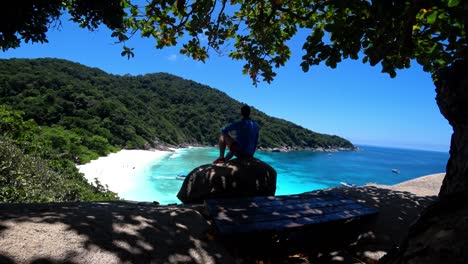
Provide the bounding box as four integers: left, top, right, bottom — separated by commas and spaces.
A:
0, 15, 452, 152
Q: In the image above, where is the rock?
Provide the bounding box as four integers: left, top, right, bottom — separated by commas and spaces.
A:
177, 158, 277, 204
380, 193, 468, 264
0, 201, 236, 263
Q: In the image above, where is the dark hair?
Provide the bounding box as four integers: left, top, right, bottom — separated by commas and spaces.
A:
241, 105, 251, 118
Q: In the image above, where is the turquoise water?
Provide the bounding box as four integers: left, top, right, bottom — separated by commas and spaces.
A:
123, 145, 449, 204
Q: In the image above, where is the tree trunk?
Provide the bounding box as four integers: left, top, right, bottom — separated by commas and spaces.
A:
379, 61, 468, 264
435, 60, 468, 198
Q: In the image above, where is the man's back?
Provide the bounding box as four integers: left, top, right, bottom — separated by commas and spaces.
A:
236, 119, 259, 156
222, 118, 259, 156
214, 105, 259, 163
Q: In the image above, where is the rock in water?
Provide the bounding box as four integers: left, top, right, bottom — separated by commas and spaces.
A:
177, 158, 277, 204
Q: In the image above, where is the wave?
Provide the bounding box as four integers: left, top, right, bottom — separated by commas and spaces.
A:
152, 175, 178, 180
169, 153, 181, 159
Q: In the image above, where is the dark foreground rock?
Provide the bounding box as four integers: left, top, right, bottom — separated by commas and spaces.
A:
177, 158, 277, 204
0, 201, 235, 263
380, 193, 468, 264
0, 180, 442, 264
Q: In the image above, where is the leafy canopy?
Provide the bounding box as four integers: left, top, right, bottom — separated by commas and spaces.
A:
1, 0, 466, 84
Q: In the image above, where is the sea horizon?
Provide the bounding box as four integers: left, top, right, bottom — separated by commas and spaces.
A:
352, 141, 450, 154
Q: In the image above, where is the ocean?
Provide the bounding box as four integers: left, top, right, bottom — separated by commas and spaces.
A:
120, 145, 449, 205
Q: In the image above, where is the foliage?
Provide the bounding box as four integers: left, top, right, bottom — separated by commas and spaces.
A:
125, 0, 467, 83
0, 0, 124, 51
0, 58, 354, 153
1, 1, 465, 84
0, 139, 116, 202
0, 105, 118, 203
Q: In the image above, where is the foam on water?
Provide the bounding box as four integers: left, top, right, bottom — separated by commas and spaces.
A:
152, 175, 178, 180
169, 153, 181, 159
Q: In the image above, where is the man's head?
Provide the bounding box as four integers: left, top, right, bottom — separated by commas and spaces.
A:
241, 105, 251, 119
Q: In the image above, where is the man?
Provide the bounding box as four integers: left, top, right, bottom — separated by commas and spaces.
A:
213, 105, 260, 163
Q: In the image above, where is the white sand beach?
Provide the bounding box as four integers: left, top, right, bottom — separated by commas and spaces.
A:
77, 149, 171, 196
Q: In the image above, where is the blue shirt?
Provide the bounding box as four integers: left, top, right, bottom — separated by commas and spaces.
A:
222, 118, 260, 156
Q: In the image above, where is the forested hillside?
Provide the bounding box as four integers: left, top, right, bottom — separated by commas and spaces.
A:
0, 58, 353, 202
0, 105, 118, 202
0, 58, 354, 156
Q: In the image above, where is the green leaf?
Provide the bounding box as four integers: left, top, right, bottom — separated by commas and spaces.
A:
448, 0, 460, 7
416, 10, 425, 20
428, 42, 438, 53
121, 0, 131, 8
438, 12, 447, 19
426, 11, 438, 24
434, 59, 446, 65
131, 6, 139, 16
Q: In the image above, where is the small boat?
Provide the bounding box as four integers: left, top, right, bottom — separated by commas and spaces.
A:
176, 173, 187, 180
392, 169, 400, 174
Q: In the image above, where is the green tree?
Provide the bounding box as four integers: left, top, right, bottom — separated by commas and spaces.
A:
0, 105, 36, 140
0, 106, 118, 202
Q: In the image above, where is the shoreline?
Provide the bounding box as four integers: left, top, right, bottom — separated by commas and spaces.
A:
78, 146, 445, 202
77, 149, 172, 196
155, 142, 357, 153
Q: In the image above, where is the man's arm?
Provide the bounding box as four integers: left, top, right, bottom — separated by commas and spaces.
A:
221, 121, 241, 134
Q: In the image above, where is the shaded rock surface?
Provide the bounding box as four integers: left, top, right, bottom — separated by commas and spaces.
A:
306, 186, 437, 264
381, 193, 468, 264
177, 158, 277, 204
0, 201, 235, 264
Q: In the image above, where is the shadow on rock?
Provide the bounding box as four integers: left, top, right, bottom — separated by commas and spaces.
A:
206, 186, 438, 263
177, 158, 277, 204
0, 201, 235, 263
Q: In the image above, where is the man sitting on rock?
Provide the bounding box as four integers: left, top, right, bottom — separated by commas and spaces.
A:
213, 105, 260, 163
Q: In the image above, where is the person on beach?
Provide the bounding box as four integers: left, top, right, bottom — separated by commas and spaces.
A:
213, 105, 260, 163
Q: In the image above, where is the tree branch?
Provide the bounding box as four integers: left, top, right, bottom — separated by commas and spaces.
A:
269, 0, 321, 21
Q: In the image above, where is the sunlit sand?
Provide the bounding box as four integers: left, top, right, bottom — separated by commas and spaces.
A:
77, 149, 171, 195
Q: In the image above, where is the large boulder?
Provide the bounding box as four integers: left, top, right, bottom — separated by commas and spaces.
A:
381, 193, 468, 264
177, 158, 277, 204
